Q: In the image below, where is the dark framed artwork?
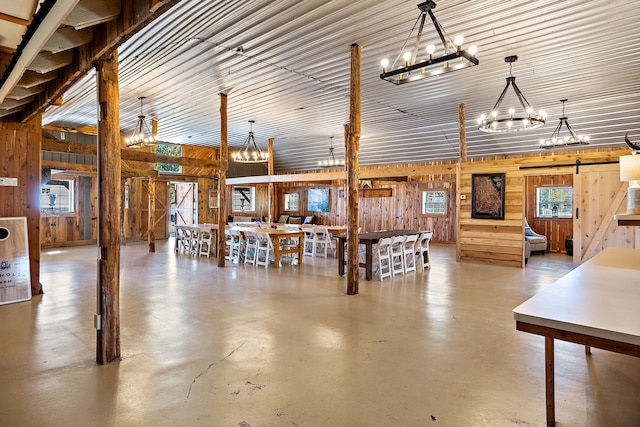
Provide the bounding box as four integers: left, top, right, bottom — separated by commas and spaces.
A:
307, 188, 330, 212
471, 173, 506, 220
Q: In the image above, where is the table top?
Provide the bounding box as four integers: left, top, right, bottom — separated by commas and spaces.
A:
513, 247, 640, 345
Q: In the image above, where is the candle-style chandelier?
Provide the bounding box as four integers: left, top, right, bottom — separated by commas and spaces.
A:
232, 120, 268, 163
379, 1, 478, 85
124, 96, 158, 148
318, 136, 345, 168
539, 99, 589, 149
477, 56, 546, 133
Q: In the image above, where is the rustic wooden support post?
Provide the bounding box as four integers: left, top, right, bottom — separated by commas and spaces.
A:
268, 138, 275, 223
148, 178, 156, 253
120, 177, 126, 245
217, 93, 228, 266
459, 103, 467, 162
346, 43, 361, 295
95, 51, 121, 364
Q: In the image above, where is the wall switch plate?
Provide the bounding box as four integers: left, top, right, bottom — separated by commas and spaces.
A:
0, 177, 18, 186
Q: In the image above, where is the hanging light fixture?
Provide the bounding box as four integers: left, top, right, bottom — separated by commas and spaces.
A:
380, 0, 478, 85
318, 136, 345, 168
477, 56, 546, 133
124, 96, 158, 148
232, 120, 268, 163
539, 99, 589, 149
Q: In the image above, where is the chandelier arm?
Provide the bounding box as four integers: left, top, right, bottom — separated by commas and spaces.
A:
490, 78, 513, 112
509, 79, 534, 112
550, 121, 563, 139
562, 118, 579, 139
427, 10, 449, 51
411, 13, 427, 65
392, 14, 422, 68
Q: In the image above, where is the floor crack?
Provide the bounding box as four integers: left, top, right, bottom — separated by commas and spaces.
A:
186, 341, 246, 400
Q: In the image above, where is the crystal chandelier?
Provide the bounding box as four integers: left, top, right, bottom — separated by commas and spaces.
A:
380, 1, 478, 85
318, 136, 345, 168
232, 120, 268, 163
124, 96, 158, 148
477, 56, 546, 133
539, 99, 589, 149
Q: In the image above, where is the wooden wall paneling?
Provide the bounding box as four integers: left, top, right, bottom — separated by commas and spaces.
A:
0, 116, 42, 295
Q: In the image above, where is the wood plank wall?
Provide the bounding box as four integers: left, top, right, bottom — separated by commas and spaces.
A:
457, 147, 632, 267
0, 116, 42, 294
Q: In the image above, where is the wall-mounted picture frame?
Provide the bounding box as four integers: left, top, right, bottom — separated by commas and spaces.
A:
307, 188, 330, 212
208, 188, 219, 208
471, 173, 506, 220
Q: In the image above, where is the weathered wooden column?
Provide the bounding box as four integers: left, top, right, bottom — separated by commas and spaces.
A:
458, 103, 467, 162
268, 138, 275, 222
346, 43, 361, 295
148, 178, 156, 253
95, 51, 121, 364
120, 178, 127, 245
217, 93, 228, 266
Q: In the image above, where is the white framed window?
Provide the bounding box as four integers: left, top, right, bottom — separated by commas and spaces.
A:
232, 186, 255, 212
41, 179, 74, 212
422, 190, 446, 215
536, 186, 573, 218
284, 193, 299, 211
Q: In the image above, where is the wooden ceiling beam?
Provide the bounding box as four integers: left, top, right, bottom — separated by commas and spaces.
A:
21, 0, 183, 123
42, 137, 227, 170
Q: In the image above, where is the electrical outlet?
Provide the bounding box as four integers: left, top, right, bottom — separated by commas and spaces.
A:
460, 194, 466, 200
0, 177, 18, 186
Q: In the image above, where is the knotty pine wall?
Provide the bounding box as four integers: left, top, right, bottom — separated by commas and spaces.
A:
0, 116, 42, 294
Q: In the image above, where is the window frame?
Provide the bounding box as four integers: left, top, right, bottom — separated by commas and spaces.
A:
283, 192, 300, 213
420, 189, 447, 216
155, 143, 183, 174
232, 186, 256, 213
41, 178, 75, 213
535, 186, 573, 219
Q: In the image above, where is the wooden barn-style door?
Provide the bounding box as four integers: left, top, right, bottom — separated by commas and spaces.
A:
173, 182, 197, 226
141, 180, 169, 240
572, 163, 636, 266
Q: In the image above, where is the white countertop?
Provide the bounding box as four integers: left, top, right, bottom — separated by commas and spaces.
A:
513, 248, 640, 345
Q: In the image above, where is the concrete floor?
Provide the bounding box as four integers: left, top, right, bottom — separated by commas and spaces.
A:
0, 241, 638, 427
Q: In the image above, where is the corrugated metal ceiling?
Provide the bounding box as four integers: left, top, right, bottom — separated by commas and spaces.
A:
41, 0, 640, 172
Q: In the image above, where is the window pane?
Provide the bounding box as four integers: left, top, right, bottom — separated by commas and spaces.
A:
284, 193, 299, 211
41, 179, 74, 212
232, 186, 255, 212
536, 186, 573, 218
422, 190, 446, 215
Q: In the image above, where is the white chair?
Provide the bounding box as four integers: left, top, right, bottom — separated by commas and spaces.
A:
225, 229, 242, 263
373, 237, 392, 281
255, 232, 276, 268
198, 229, 213, 257
176, 227, 190, 253
402, 234, 419, 273
243, 230, 258, 265
313, 226, 334, 258
188, 227, 201, 256
417, 231, 433, 269
301, 226, 316, 257
390, 235, 406, 276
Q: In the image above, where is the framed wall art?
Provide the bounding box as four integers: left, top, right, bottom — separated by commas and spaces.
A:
471, 173, 506, 220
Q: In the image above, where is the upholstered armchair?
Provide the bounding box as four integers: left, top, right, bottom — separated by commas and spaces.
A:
524, 218, 548, 254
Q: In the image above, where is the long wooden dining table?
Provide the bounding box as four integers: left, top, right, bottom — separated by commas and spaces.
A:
336, 230, 426, 280
175, 223, 304, 267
